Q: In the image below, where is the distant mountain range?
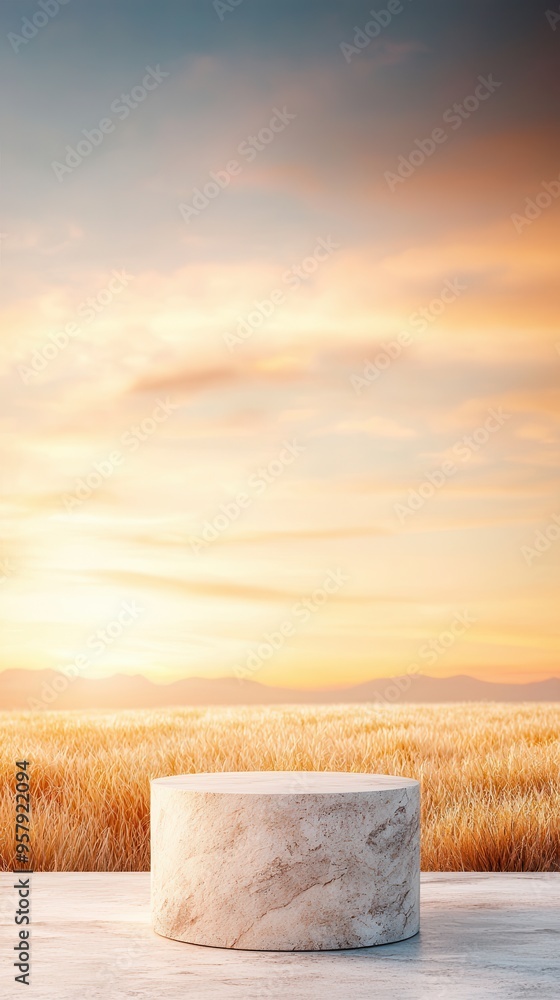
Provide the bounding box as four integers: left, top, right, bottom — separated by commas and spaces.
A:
1, 668, 559, 710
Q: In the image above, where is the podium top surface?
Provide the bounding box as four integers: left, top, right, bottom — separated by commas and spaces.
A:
151, 771, 419, 794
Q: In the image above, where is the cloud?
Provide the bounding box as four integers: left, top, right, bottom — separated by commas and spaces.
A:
327, 417, 418, 439
200, 526, 391, 546
88, 568, 365, 604
129, 357, 310, 396
130, 364, 237, 396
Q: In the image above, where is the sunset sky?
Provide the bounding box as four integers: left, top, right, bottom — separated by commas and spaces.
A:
1, 0, 559, 689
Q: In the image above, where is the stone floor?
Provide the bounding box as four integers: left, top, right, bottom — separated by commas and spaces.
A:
1, 872, 559, 999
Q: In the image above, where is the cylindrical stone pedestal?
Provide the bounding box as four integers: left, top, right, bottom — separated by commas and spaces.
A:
151, 771, 420, 951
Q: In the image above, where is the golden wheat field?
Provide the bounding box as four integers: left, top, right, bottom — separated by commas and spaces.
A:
1, 703, 559, 872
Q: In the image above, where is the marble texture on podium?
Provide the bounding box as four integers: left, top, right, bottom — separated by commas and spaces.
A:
151, 770, 420, 950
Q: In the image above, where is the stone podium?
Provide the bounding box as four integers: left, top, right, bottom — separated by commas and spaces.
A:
151, 771, 420, 951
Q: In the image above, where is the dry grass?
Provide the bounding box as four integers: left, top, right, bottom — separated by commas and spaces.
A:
1, 703, 559, 872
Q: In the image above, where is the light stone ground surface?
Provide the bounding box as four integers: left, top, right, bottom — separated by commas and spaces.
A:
0, 873, 559, 999
151, 771, 420, 950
